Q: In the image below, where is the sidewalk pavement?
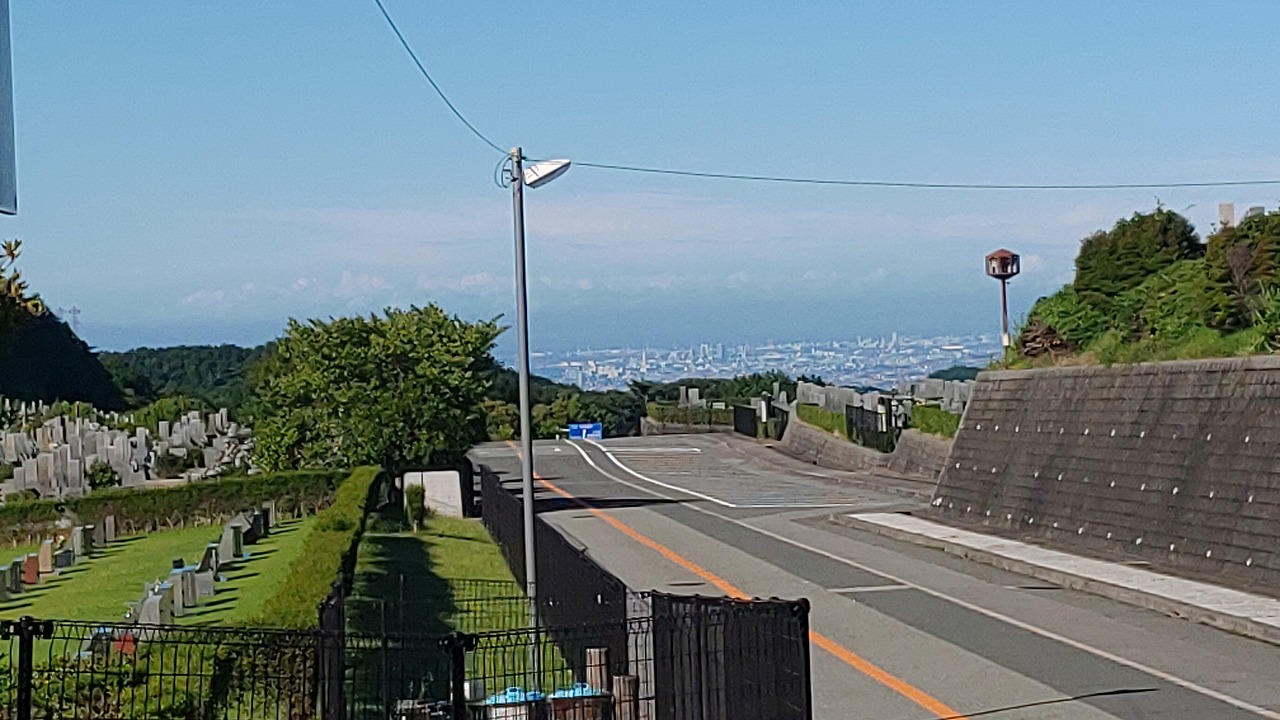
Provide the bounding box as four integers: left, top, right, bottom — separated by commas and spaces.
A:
839, 512, 1280, 646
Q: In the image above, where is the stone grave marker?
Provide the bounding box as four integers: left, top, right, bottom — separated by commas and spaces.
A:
248, 511, 265, 542
70, 526, 85, 556
21, 554, 39, 585
261, 499, 277, 528
167, 570, 186, 617
199, 543, 219, 575
194, 569, 215, 598
91, 523, 106, 550
180, 569, 197, 609
54, 548, 75, 569
136, 594, 161, 625
103, 515, 117, 543
156, 583, 175, 623
5, 560, 20, 593
0, 574, 6, 602
37, 539, 54, 574
232, 526, 245, 558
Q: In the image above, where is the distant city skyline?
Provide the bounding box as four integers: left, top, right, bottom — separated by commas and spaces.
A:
526, 332, 1001, 391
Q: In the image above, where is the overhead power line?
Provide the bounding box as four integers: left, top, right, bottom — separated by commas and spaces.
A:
573, 161, 1280, 190
371, 0, 1280, 191
371, 0, 505, 154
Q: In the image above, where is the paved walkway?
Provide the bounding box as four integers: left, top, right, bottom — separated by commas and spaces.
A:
845, 512, 1280, 645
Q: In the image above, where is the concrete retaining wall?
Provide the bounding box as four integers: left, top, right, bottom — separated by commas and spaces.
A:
886, 429, 951, 481
930, 356, 1280, 595
776, 416, 888, 471
640, 417, 733, 436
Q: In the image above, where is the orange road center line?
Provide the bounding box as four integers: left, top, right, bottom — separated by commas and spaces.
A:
504, 441, 967, 719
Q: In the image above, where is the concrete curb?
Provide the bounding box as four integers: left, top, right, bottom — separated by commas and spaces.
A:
831, 513, 1280, 647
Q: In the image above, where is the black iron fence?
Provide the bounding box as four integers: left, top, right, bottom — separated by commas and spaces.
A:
478, 464, 813, 720
732, 404, 759, 438
845, 399, 902, 453
0, 602, 807, 720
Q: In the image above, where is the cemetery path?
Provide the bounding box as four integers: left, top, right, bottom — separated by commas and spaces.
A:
471, 437, 1280, 720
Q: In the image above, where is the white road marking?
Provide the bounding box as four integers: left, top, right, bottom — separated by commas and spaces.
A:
596, 446, 703, 454
828, 585, 912, 594
568, 439, 1280, 720
583, 439, 861, 509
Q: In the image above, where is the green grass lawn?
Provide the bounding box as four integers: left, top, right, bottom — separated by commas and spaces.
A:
0, 516, 315, 624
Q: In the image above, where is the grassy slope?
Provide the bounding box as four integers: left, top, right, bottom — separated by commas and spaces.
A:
0, 517, 314, 623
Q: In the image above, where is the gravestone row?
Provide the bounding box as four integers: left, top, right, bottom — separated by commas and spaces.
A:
1, 406, 251, 501
0, 516, 117, 601
124, 500, 276, 627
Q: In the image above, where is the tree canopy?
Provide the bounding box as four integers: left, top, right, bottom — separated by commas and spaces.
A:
251, 306, 500, 472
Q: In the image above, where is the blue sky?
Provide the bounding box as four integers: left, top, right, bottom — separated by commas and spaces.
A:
6, 1, 1280, 354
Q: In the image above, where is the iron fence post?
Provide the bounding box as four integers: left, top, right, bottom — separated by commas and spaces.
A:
3, 616, 53, 720
443, 632, 476, 720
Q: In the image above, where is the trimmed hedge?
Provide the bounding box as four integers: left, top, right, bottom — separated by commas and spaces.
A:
255, 466, 382, 628
911, 405, 961, 438
0, 469, 349, 546
796, 403, 847, 438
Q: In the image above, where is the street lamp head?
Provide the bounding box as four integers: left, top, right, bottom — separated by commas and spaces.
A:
523, 159, 571, 189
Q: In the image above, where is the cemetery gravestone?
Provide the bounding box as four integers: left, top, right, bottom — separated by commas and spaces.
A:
83, 524, 98, 555
7, 560, 21, 593
37, 539, 53, 574
167, 571, 186, 617
137, 594, 161, 625
157, 583, 175, 623
104, 515, 117, 542
70, 526, 85, 557
217, 526, 237, 562
232, 526, 245, 558
21, 554, 39, 585
248, 511, 265, 542
180, 569, 197, 608
54, 548, 74, 569
91, 523, 106, 550
199, 543, 219, 575
262, 499, 277, 528
195, 569, 215, 598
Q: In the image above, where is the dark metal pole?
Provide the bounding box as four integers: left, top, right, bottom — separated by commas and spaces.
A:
511, 147, 538, 615
1000, 277, 1010, 350
16, 618, 33, 720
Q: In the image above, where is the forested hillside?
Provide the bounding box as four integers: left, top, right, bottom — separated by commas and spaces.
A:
1016, 206, 1280, 365
99, 344, 265, 413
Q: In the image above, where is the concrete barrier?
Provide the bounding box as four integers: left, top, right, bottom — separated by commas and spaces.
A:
775, 415, 888, 471
640, 417, 733, 436
886, 429, 951, 481
929, 356, 1280, 596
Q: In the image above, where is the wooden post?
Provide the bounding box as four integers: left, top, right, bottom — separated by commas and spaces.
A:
586, 647, 610, 692
612, 675, 639, 720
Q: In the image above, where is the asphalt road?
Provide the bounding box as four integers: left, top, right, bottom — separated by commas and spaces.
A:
470, 434, 1280, 720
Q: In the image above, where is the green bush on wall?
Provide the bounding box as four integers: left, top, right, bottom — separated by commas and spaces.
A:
911, 405, 961, 438
796, 403, 847, 438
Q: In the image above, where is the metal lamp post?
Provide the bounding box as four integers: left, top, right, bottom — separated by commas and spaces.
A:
508, 147, 571, 624
985, 249, 1021, 349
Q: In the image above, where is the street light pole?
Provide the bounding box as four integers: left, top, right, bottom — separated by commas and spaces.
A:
510, 146, 538, 616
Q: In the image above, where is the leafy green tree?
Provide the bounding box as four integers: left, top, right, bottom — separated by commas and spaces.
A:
1074, 209, 1202, 306
1203, 210, 1280, 329
251, 306, 500, 471
99, 344, 268, 418
86, 460, 121, 491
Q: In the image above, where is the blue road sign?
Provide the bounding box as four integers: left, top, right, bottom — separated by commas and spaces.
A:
568, 422, 603, 440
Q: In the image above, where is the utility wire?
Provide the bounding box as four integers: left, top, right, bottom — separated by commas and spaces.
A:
574, 161, 1280, 190
372, 2, 1280, 191
370, 0, 506, 155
